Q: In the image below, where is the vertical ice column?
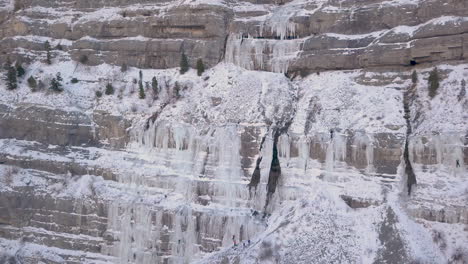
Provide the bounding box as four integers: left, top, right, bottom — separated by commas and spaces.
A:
106, 203, 157, 264
410, 133, 465, 170
297, 136, 310, 173
224, 35, 302, 73
172, 205, 198, 263
325, 136, 335, 177
365, 134, 375, 174
213, 125, 244, 208
352, 132, 375, 174
432, 134, 465, 171
325, 132, 347, 180
225, 34, 263, 71
270, 40, 302, 73
278, 134, 290, 161
262, 0, 298, 40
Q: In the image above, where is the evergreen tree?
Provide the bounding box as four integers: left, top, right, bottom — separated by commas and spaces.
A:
120, 63, 128, 72
179, 53, 189, 75
411, 70, 417, 84
139, 80, 145, 99
5, 65, 17, 90
151, 76, 158, 98
50, 72, 63, 92
45, 41, 52, 64
57, 72, 63, 83
16, 63, 25, 78
428, 67, 439, 98
105, 83, 114, 95
196, 58, 205, 76
27, 76, 37, 91
459, 79, 466, 101
37, 80, 45, 90
173, 82, 180, 99
139, 70, 143, 80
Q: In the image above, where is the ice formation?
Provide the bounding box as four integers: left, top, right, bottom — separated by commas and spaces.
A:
225, 34, 302, 73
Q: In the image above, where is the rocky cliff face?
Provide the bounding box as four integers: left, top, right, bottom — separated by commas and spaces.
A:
0, 0, 467, 263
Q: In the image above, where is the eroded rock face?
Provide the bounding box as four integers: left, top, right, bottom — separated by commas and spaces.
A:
0, 103, 130, 148
0, 103, 96, 146
1, 0, 468, 72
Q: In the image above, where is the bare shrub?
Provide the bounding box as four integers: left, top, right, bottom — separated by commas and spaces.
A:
450, 247, 468, 264
432, 229, 447, 250
130, 103, 138, 113
118, 86, 125, 100
259, 241, 273, 260
4, 166, 18, 186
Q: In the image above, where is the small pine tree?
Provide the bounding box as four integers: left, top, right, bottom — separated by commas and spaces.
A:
139, 70, 143, 80
105, 83, 114, 95
95, 90, 103, 98
121, 63, 128, 72
180, 53, 189, 75
57, 72, 63, 82
411, 70, 417, 84
16, 63, 25, 78
27, 76, 37, 91
5, 65, 17, 90
173, 82, 180, 99
50, 72, 63, 92
196, 58, 205, 76
151, 76, 158, 98
45, 41, 52, 64
37, 80, 45, 90
139, 80, 145, 99
458, 79, 466, 101
428, 67, 439, 98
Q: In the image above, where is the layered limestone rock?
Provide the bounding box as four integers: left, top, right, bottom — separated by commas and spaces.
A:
0, 103, 130, 148
1, 0, 468, 72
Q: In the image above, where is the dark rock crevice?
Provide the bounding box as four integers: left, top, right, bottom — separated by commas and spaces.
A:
248, 133, 267, 195
264, 131, 282, 211
248, 157, 262, 195
403, 83, 417, 195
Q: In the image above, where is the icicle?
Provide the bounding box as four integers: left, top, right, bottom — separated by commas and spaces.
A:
213, 125, 244, 208
325, 138, 334, 177
352, 132, 375, 174
298, 136, 309, 173
224, 33, 302, 73
278, 134, 290, 159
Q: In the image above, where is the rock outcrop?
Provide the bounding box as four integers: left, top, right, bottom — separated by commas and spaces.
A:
1, 0, 468, 72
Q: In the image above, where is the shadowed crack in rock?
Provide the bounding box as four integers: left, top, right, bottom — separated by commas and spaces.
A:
403, 84, 417, 195
264, 132, 281, 210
